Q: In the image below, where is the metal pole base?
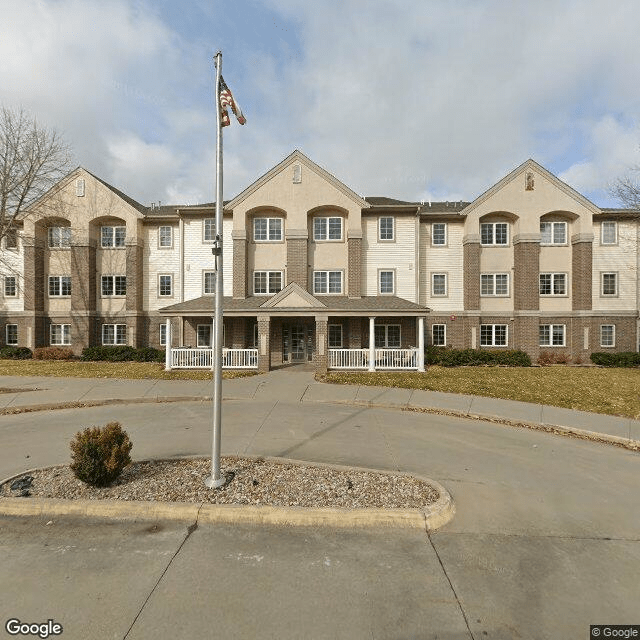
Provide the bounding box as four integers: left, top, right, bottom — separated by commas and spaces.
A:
205, 473, 228, 489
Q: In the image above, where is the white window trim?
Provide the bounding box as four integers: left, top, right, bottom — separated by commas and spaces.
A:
313, 270, 343, 295
203, 218, 216, 243
431, 324, 446, 346
48, 275, 71, 298
158, 226, 173, 249
539, 272, 568, 297
328, 324, 343, 348
480, 324, 508, 347
601, 272, 618, 297
374, 324, 402, 348
431, 272, 448, 297
253, 270, 283, 295
4, 276, 17, 298
480, 222, 509, 246
50, 324, 71, 346
313, 216, 343, 242
431, 223, 447, 246
539, 324, 566, 347
378, 216, 395, 242
253, 217, 283, 242
601, 221, 618, 245
159, 323, 167, 346
5, 324, 18, 345
600, 324, 616, 348
5, 228, 18, 250
540, 221, 568, 245
48, 227, 71, 249
480, 273, 510, 297
101, 225, 126, 249
203, 270, 216, 295
102, 324, 127, 346
101, 275, 127, 298
378, 269, 395, 295
158, 273, 173, 298
196, 324, 212, 348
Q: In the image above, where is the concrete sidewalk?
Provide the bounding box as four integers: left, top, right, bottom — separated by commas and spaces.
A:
0, 368, 638, 446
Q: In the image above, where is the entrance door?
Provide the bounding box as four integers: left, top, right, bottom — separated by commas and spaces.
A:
283, 323, 314, 363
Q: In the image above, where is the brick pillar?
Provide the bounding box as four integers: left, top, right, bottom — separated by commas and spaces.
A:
23, 237, 45, 313
70, 238, 97, 352
257, 314, 271, 373
347, 232, 362, 298
286, 229, 308, 288
463, 241, 480, 310
572, 239, 593, 311
126, 240, 144, 347
232, 230, 247, 298
514, 316, 540, 362
315, 314, 328, 374
513, 239, 540, 310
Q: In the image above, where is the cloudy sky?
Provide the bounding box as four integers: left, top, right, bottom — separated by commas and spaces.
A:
1, 0, 639, 207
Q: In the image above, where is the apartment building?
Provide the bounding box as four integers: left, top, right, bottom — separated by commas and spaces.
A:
1, 150, 638, 372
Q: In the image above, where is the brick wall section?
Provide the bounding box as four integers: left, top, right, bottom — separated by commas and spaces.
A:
572, 241, 592, 310
347, 237, 362, 298
126, 243, 144, 311
347, 317, 362, 348
286, 237, 308, 288
514, 316, 539, 362
232, 237, 247, 298
22, 239, 45, 312
513, 241, 540, 310
463, 242, 480, 310
70, 243, 97, 313
257, 316, 271, 373
314, 317, 328, 374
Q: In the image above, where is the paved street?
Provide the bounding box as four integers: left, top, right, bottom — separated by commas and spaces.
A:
0, 369, 639, 639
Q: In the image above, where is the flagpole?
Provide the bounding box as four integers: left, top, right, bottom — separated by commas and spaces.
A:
206, 49, 226, 489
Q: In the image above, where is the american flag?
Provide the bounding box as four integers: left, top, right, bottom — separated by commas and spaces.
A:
219, 76, 246, 127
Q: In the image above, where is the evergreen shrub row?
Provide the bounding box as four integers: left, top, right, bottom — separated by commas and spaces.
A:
0, 346, 33, 359
425, 346, 532, 367
590, 352, 640, 367
80, 346, 164, 362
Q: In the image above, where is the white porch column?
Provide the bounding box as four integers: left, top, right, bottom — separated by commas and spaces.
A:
164, 319, 172, 371
211, 316, 215, 371
417, 317, 425, 372
368, 316, 376, 372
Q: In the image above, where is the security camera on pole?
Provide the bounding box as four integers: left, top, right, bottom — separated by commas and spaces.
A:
205, 51, 246, 489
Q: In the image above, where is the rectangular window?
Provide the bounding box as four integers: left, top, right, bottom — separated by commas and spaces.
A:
374, 324, 401, 348
159, 274, 172, 297
4, 276, 17, 297
432, 324, 446, 346
48, 276, 71, 297
159, 226, 172, 248
481, 273, 509, 296
102, 324, 126, 345
203, 271, 216, 294
253, 271, 283, 295
601, 272, 617, 296
159, 323, 167, 346
600, 325, 615, 347
540, 221, 567, 245
539, 324, 566, 346
480, 222, 508, 245
313, 217, 342, 241
378, 217, 394, 241
5, 324, 18, 345
50, 324, 71, 346
431, 273, 447, 296
601, 221, 617, 245
328, 324, 343, 348
101, 276, 126, 297
432, 223, 447, 246
197, 324, 212, 348
48, 227, 71, 248
539, 273, 566, 296
203, 219, 216, 242
101, 226, 126, 248
5, 228, 17, 249
253, 218, 282, 241
313, 271, 343, 294
379, 270, 394, 294
480, 324, 508, 347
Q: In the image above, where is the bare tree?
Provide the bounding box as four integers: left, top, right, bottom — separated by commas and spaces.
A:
0, 106, 72, 244
610, 164, 640, 209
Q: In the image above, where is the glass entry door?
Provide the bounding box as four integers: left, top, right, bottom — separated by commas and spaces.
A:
283, 323, 314, 363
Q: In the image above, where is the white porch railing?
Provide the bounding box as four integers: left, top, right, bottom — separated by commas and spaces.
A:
328, 348, 419, 370
170, 348, 258, 369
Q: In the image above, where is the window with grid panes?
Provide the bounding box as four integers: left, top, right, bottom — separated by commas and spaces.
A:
374, 325, 401, 348
481, 274, 509, 296
431, 273, 447, 296
101, 226, 126, 248
101, 276, 126, 296
159, 226, 172, 247
5, 324, 17, 345
601, 222, 617, 245
378, 217, 394, 241
4, 276, 16, 297
601, 273, 617, 296
480, 222, 508, 245
159, 275, 172, 296
48, 227, 71, 248
197, 324, 211, 347
539, 324, 565, 346
204, 219, 215, 242
600, 325, 615, 347
203, 271, 216, 294
313, 217, 342, 241
313, 271, 342, 294
102, 324, 126, 345
540, 221, 567, 244
253, 218, 282, 241
379, 271, 394, 294
51, 324, 71, 345
48, 276, 71, 296
432, 324, 446, 346
5, 228, 17, 249
253, 271, 282, 295
328, 324, 343, 348
539, 273, 566, 295
480, 324, 507, 346
432, 223, 447, 245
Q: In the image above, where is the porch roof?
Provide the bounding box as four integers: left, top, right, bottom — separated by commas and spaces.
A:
159, 294, 429, 317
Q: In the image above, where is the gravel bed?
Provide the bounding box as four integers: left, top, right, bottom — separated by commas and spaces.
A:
0, 457, 439, 509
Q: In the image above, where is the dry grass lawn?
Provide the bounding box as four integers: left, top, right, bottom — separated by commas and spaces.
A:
0, 360, 256, 381
320, 366, 640, 419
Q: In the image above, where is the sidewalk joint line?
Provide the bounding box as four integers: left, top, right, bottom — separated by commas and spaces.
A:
243, 400, 279, 455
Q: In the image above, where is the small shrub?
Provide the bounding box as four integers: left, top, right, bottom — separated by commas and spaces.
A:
0, 346, 32, 360
70, 422, 133, 487
426, 347, 531, 367
537, 351, 571, 365
81, 346, 138, 362
33, 347, 75, 360
590, 352, 640, 368
134, 347, 165, 363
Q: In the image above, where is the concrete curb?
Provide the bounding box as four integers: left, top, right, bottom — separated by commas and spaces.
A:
0, 457, 455, 531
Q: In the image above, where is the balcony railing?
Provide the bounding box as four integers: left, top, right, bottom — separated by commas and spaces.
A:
170, 348, 258, 369
328, 348, 419, 370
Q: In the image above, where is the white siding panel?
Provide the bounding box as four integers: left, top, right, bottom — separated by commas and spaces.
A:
0, 241, 24, 312
144, 224, 181, 311
362, 216, 416, 301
